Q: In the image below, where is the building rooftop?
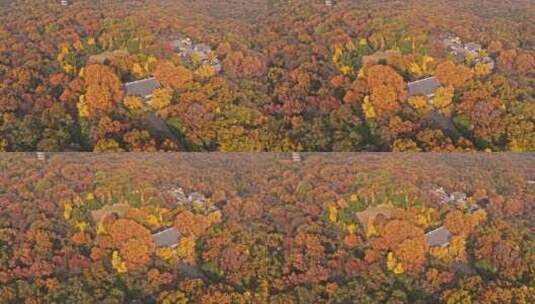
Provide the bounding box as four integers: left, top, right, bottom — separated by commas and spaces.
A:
450, 192, 467, 203
425, 226, 452, 247
168, 187, 189, 205
170, 39, 193, 53
188, 192, 206, 203
407, 77, 441, 98
124, 77, 160, 99
152, 227, 180, 248
465, 42, 482, 52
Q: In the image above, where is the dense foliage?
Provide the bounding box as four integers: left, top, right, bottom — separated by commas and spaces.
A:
0, 0, 533, 151
0, 153, 534, 303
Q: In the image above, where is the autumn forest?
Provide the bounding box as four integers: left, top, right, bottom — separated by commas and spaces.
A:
0, 0, 533, 151
0, 153, 534, 303
1, 1, 534, 303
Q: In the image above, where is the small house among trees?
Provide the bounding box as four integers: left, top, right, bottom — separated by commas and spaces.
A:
152, 227, 180, 248
465, 42, 482, 55
425, 226, 452, 247
124, 77, 160, 100
407, 77, 442, 100
170, 36, 222, 74
442, 34, 495, 71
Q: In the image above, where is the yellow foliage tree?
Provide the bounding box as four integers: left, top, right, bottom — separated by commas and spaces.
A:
191, 52, 201, 66
430, 236, 467, 263
75, 221, 87, 232
409, 63, 423, 78
362, 96, 376, 120
332, 45, 343, 66
94, 138, 123, 152
112, 250, 128, 273
86, 193, 95, 201
146, 215, 160, 228
448, 236, 467, 262
339, 65, 352, 76
144, 55, 157, 72
366, 217, 377, 239
132, 63, 145, 78
433, 86, 455, 115
150, 88, 172, 110
158, 290, 188, 304
176, 236, 196, 264
206, 211, 222, 225
96, 221, 106, 235
357, 68, 366, 79
409, 56, 434, 78
332, 45, 353, 75
195, 64, 216, 79
471, 209, 487, 223
56, 44, 72, 73
392, 138, 420, 152
63, 202, 72, 220
473, 62, 491, 77
156, 247, 176, 264
415, 208, 434, 227
77, 95, 90, 118
386, 252, 404, 274
429, 246, 450, 262
408, 95, 430, 114
123, 95, 145, 112
0, 139, 6, 152
346, 224, 357, 234
328, 205, 338, 223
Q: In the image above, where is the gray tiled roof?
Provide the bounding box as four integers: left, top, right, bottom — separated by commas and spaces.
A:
152, 227, 180, 247
124, 77, 160, 99
426, 226, 452, 247
407, 77, 441, 98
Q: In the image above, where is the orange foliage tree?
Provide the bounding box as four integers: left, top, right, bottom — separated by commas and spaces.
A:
81, 64, 124, 117
108, 218, 155, 271
366, 65, 407, 119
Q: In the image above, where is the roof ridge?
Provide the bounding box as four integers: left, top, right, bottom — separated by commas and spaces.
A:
152, 226, 177, 236
407, 76, 437, 85
124, 77, 157, 86
426, 226, 448, 234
